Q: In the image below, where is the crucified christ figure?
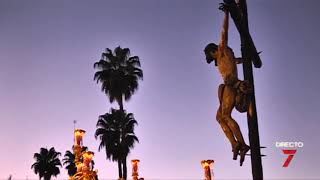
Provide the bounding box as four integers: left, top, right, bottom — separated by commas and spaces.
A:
204, 3, 251, 166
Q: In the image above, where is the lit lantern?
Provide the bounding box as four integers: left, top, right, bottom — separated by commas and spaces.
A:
201, 160, 214, 180
76, 162, 84, 172
74, 129, 86, 146
131, 159, 140, 180
83, 151, 94, 168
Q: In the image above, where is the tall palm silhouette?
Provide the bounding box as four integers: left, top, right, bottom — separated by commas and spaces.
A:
94, 46, 142, 179
31, 147, 62, 180
62, 150, 77, 177
94, 46, 143, 111
95, 108, 139, 179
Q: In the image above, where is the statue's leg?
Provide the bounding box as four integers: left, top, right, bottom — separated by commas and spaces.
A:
216, 105, 237, 152
221, 85, 247, 149
218, 84, 239, 160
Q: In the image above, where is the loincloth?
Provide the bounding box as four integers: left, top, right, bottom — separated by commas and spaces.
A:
219, 80, 252, 113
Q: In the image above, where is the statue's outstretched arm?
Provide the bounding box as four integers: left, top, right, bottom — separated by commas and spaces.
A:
219, 11, 229, 49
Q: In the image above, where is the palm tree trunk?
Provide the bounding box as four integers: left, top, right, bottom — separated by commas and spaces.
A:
118, 95, 124, 112
44, 174, 50, 180
117, 95, 125, 179
122, 157, 127, 180
118, 160, 123, 179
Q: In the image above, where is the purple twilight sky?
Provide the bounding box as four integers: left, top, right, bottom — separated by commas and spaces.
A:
1, 0, 320, 179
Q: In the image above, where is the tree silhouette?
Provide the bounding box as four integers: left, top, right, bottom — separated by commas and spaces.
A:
62, 150, 77, 177
31, 147, 62, 180
95, 108, 139, 179
94, 46, 143, 179
94, 46, 143, 111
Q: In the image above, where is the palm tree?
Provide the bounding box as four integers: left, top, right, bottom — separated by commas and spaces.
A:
94, 46, 142, 179
95, 108, 139, 179
62, 150, 77, 177
93, 46, 143, 111
31, 147, 62, 180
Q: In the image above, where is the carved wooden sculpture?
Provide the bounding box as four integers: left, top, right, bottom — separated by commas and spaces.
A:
204, 0, 263, 179
204, 4, 251, 166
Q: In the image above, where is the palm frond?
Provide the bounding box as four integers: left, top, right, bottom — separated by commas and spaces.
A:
93, 46, 143, 104
31, 147, 62, 179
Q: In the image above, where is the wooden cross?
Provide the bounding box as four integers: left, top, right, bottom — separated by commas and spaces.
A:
224, 0, 264, 179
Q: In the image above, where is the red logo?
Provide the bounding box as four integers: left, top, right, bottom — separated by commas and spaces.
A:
282, 149, 297, 167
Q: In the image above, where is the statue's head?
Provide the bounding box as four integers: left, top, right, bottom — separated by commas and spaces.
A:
204, 43, 218, 66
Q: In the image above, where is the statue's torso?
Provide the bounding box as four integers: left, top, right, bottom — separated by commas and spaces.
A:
217, 46, 238, 84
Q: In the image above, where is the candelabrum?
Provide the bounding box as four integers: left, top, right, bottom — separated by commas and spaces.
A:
131, 159, 140, 180
201, 160, 214, 180
71, 129, 98, 180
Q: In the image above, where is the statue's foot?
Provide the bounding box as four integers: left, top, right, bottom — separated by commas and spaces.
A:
232, 142, 241, 160
240, 144, 250, 166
